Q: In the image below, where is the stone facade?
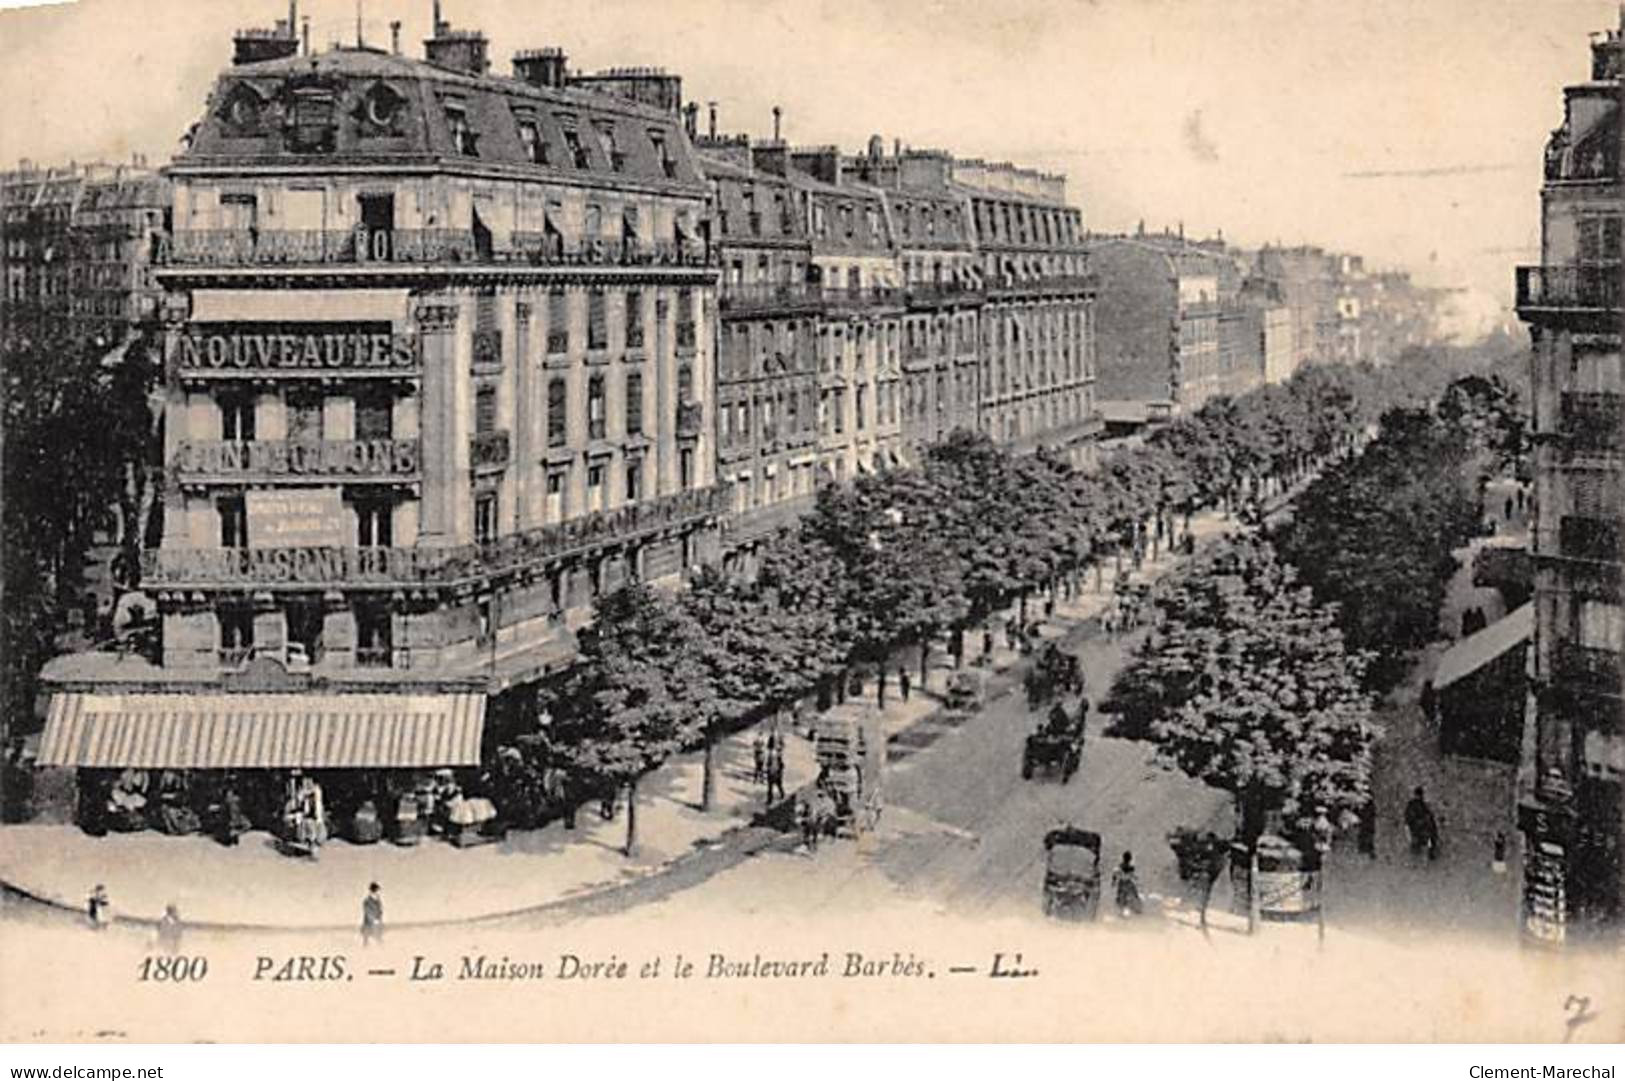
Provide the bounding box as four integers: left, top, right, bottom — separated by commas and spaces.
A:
1513, 19, 1625, 947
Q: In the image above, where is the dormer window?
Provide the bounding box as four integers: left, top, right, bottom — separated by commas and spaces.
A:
444, 101, 477, 156
287, 88, 335, 153
516, 116, 548, 165
360, 83, 404, 134
593, 120, 623, 171
222, 83, 264, 135
649, 129, 676, 179
559, 118, 590, 169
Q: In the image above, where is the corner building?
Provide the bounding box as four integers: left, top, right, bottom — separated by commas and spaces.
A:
39, 15, 722, 798
1513, 19, 1625, 946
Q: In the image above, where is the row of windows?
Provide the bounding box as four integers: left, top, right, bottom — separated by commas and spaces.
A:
971, 199, 1082, 248
214, 391, 394, 443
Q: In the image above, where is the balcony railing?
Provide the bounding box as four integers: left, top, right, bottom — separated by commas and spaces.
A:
172, 438, 420, 482
470, 430, 511, 471
1559, 391, 1622, 455
160, 227, 717, 270
1559, 514, 1622, 564
1555, 641, 1622, 695
471, 328, 502, 368
822, 285, 905, 309
141, 482, 732, 588
718, 282, 824, 314
1515, 264, 1621, 313
904, 279, 986, 307
676, 400, 705, 439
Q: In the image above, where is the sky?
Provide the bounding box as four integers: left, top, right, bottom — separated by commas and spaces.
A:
0, 0, 1619, 339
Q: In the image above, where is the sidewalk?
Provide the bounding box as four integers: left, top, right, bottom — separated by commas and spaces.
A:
0, 721, 816, 930
1319, 493, 1527, 944
0, 494, 1259, 933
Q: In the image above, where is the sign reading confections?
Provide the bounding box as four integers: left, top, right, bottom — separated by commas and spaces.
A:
173, 321, 419, 373
245, 488, 347, 549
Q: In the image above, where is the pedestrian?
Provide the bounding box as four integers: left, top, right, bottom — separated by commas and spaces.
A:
1356, 799, 1377, 859
898, 666, 911, 703
1491, 832, 1509, 875
156, 903, 183, 955
765, 749, 786, 805
751, 732, 766, 784
361, 882, 384, 946
86, 884, 112, 931
1112, 852, 1143, 918
1504, 495, 1514, 522
1419, 679, 1437, 725
1404, 787, 1439, 861
797, 797, 819, 854
1005, 616, 1018, 650
981, 628, 993, 663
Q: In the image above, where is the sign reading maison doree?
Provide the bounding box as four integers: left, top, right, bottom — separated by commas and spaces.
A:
246, 489, 346, 549
173, 322, 419, 372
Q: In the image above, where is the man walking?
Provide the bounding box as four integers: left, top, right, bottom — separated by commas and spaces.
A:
765, 746, 786, 806
1356, 799, 1377, 859
751, 732, 766, 784
1404, 787, 1440, 861
361, 882, 384, 946
898, 665, 911, 703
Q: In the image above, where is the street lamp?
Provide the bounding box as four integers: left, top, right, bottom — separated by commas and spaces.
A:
1312, 806, 1334, 948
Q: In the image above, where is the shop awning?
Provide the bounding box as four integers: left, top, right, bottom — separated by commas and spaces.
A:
37, 692, 486, 769
1433, 603, 1533, 692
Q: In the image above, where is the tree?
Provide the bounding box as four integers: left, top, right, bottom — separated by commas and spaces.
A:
546, 584, 706, 854
1112, 538, 1377, 852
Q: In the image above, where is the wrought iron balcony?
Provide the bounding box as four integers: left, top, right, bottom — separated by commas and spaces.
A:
1559, 391, 1623, 456
470, 430, 512, 471
172, 439, 420, 483
141, 484, 733, 589
1555, 641, 1622, 696
676, 400, 705, 438
718, 282, 824, 315
160, 227, 716, 270
1515, 264, 1621, 315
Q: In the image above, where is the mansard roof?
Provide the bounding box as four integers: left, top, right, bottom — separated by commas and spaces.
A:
175, 46, 706, 193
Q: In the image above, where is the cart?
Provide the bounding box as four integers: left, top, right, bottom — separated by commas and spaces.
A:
1023, 703, 1084, 782
944, 669, 985, 713
1042, 827, 1102, 920
813, 716, 881, 838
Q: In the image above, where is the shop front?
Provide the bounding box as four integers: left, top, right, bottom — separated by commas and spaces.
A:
36, 662, 491, 850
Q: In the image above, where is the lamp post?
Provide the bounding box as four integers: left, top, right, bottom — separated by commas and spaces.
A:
1312, 807, 1334, 948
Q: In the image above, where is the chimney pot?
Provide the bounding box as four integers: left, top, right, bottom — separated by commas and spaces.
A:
772, 105, 782, 142
390, 20, 401, 54
708, 101, 717, 139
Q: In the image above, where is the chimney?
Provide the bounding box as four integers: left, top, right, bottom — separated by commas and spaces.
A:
424, 2, 489, 74
867, 134, 883, 162
232, 0, 300, 65
683, 102, 699, 138
390, 20, 401, 54
708, 102, 717, 139
513, 47, 568, 88
301, 16, 310, 55
772, 106, 782, 142
894, 137, 901, 157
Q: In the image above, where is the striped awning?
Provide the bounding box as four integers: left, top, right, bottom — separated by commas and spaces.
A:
37, 692, 486, 769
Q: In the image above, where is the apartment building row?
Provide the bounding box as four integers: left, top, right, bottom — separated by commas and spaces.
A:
1089, 226, 1440, 420
24, 5, 1097, 795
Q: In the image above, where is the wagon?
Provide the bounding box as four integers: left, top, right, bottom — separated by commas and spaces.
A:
1023, 703, 1084, 782
1042, 826, 1102, 920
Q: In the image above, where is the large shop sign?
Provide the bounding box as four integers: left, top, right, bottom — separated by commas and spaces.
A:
173, 322, 419, 373
246, 489, 346, 549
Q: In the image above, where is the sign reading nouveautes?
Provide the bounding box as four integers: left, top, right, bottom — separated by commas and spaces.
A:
173, 322, 419, 371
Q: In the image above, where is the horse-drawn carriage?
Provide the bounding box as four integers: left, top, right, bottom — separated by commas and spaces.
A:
1023, 701, 1086, 782
1042, 826, 1103, 920
812, 716, 881, 838
1024, 643, 1084, 710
